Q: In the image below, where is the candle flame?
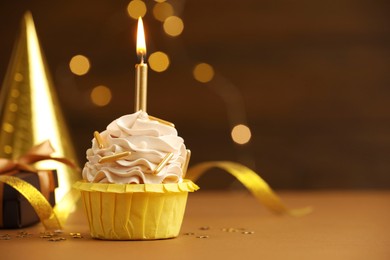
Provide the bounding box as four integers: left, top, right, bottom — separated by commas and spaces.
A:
137, 17, 146, 58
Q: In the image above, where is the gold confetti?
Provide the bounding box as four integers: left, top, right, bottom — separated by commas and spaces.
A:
48, 237, 66, 242
0, 234, 11, 240
99, 151, 131, 163
40, 231, 62, 239
70, 232, 83, 238
222, 227, 239, 232
149, 115, 175, 128
153, 152, 174, 175
183, 232, 195, 236
199, 226, 210, 230
94, 131, 105, 148
40, 234, 53, 238
16, 231, 32, 238
196, 235, 209, 239
242, 231, 255, 235
227, 228, 236, 232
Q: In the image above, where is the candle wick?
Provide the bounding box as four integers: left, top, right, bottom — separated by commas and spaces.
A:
138, 53, 146, 64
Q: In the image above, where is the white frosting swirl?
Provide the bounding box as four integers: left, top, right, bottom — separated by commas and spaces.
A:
82, 111, 187, 184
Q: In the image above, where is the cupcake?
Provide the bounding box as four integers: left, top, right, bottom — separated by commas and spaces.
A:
74, 111, 198, 240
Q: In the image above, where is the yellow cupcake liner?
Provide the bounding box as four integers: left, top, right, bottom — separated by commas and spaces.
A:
73, 180, 199, 240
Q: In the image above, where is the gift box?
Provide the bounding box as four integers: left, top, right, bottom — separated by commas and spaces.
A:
0, 170, 58, 229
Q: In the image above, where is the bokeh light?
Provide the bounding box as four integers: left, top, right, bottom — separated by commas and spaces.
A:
127, 0, 147, 19
90, 85, 112, 107
153, 2, 174, 22
231, 124, 252, 145
163, 16, 184, 36
154, 0, 166, 3
149, 51, 170, 72
69, 55, 90, 76
193, 63, 215, 83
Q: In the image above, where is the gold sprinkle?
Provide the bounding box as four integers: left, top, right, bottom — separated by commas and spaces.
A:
149, 115, 175, 128
196, 235, 209, 239
153, 152, 174, 175
199, 226, 210, 231
99, 151, 130, 164
223, 227, 239, 233
48, 237, 66, 242
16, 231, 32, 238
242, 231, 255, 235
182, 149, 191, 177
184, 232, 195, 236
40, 231, 55, 236
40, 235, 53, 238
70, 232, 83, 238
0, 234, 11, 240
94, 131, 105, 148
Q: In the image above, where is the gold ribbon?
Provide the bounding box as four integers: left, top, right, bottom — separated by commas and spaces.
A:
0, 140, 78, 230
186, 161, 311, 216
0, 175, 61, 230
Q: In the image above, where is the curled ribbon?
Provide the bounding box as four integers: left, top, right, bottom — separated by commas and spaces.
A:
186, 161, 311, 216
0, 175, 61, 230
0, 140, 78, 230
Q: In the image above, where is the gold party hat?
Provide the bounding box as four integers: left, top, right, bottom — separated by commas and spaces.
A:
0, 12, 81, 201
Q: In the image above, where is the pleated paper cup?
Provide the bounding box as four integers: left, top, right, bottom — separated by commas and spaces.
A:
73, 180, 199, 240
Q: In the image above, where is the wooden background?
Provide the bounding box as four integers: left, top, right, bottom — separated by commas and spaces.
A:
0, 0, 389, 189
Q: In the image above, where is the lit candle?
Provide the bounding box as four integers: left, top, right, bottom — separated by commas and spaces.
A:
135, 17, 148, 112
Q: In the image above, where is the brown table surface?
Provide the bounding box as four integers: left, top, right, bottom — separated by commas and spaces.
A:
1, 190, 389, 260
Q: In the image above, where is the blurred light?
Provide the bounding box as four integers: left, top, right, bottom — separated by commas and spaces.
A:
153, 2, 174, 22
163, 16, 184, 36
149, 51, 170, 72
193, 63, 215, 83
90, 85, 112, 106
127, 0, 147, 19
154, 0, 166, 3
69, 55, 90, 76
231, 124, 252, 145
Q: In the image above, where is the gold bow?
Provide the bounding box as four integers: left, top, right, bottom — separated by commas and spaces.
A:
0, 140, 77, 230
0, 140, 77, 174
